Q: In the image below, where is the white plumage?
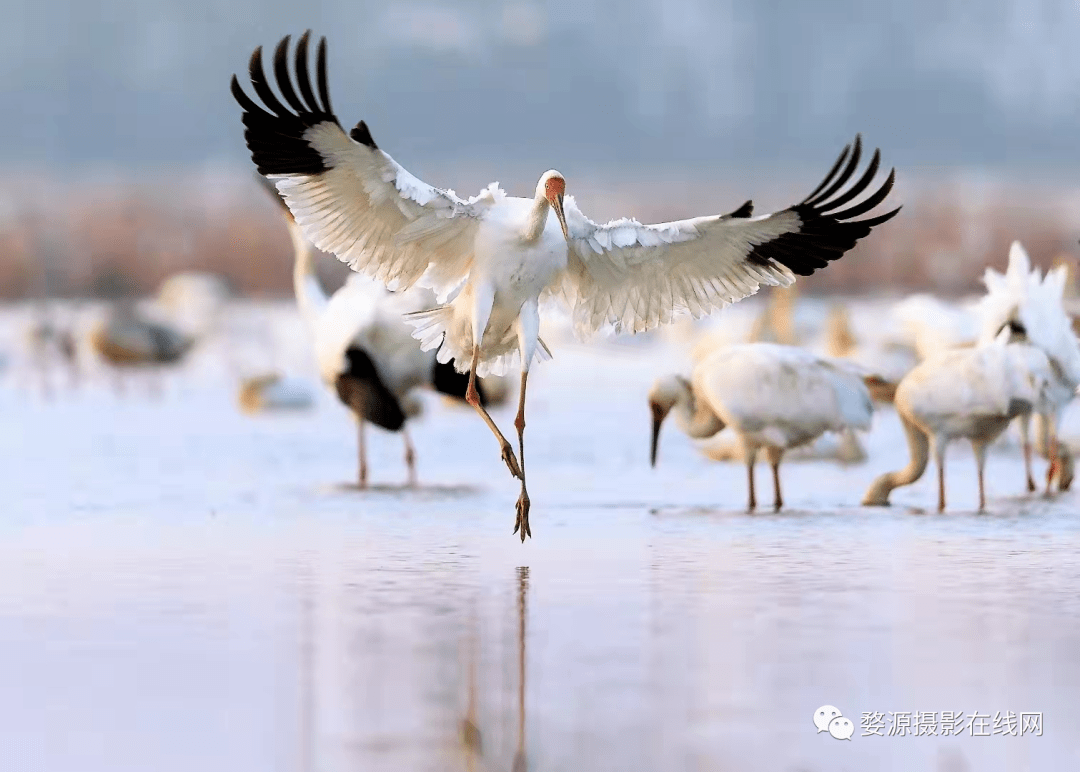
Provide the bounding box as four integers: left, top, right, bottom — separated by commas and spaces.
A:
263, 179, 483, 488
649, 343, 873, 511
976, 240, 1080, 492
233, 32, 900, 539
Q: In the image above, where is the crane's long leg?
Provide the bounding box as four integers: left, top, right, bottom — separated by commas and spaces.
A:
1043, 414, 1060, 495
766, 446, 784, 512
402, 428, 417, 487
973, 440, 989, 513
357, 417, 368, 489
1020, 414, 1036, 493
513, 370, 531, 540
512, 302, 540, 541
934, 440, 947, 513
465, 345, 522, 480
744, 443, 758, 513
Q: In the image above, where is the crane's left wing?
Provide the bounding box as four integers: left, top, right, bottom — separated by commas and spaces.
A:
558, 136, 899, 335
231, 32, 495, 298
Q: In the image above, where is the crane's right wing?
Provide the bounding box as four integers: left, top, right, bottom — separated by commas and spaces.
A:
232, 32, 497, 298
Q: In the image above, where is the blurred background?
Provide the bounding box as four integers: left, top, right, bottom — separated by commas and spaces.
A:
6, 0, 1080, 300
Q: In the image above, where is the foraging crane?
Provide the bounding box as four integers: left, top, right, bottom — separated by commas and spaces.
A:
649, 343, 874, 511
232, 32, 900, 539
977, 241, 1080, 493
89, 304, 194, 389
861, 330, 1054, 512
260, 177, 490, 488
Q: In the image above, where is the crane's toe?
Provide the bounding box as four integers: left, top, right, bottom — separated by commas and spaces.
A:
513, 491, 532, 542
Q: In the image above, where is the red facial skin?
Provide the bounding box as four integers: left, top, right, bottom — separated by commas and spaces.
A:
544, 175, 565, 202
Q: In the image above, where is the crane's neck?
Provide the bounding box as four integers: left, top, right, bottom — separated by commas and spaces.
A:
861, 406, 929, 505
674, 383, 725, 440
289, 220, 328, 326
522, 195, 550, 243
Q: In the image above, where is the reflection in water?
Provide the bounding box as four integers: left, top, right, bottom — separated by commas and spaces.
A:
457, 567, 530, 772
460, 612, 482, 769
6, 505, 1080, 771
513, 567, 529, 772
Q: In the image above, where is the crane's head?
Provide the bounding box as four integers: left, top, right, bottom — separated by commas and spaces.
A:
647, 375, 689, 467
538, 170, 569, 242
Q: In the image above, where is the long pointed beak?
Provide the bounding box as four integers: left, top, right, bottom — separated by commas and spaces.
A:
650, 402, 667, 467
552, 193, 569, 242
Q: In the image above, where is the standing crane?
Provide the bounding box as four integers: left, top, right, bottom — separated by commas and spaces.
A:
261, 177, 491, 488
649, 343, 874, 511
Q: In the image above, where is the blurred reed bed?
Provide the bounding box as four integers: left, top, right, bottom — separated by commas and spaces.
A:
3, 170, 1080, 300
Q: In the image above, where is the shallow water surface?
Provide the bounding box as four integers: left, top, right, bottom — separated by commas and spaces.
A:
4, 327, 1080, 771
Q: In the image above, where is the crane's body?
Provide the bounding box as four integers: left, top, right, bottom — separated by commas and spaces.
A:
408, 181, 568, 376
862, 334, 1054, 512
233, 31, 900, 539
650, 343, 873, 511
262, 178, 487, 487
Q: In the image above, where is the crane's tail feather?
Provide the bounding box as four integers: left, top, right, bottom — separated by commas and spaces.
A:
403, 305, 553, 377
402, 305, 450, 354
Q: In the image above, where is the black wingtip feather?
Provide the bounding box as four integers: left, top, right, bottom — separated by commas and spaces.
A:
231, 33, 377, 177
273, 36, 307, 115
727, 200, 753, 218
799, 141, 851, 205
293, 32, 319, 112
316, 36, 333, 117
744, 138, 899, 277
805, 135, 862, 207
350, 121, 378, 149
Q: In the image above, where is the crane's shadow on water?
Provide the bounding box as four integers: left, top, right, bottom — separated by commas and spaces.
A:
322, 482, 485, 498
648, 505, 855, 520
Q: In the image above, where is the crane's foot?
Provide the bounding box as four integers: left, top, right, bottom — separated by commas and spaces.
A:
513, 490, 532, 542
501, 441, 523, 480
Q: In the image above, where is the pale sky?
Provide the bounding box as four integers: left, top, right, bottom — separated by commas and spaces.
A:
7, 0, 1080, 175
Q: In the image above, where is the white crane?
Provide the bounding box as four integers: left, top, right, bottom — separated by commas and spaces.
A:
261, 178, 493, 488
232, 32, 900, 539
977, 241, 1080, 493
649, 343, 874, 511
861, 331, 1054, 512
